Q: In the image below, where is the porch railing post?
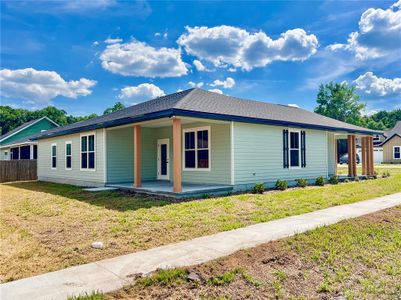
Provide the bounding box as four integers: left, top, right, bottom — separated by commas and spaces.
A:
172, 117, 182, 193
347, 135, 356, 177
134, 125, 141, 187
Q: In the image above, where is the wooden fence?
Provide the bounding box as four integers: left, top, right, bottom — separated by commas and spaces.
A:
0, 160, 37, 183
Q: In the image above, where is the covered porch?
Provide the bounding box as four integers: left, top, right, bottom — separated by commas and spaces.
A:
104, 116, 232, 197
334, 133, 376, 178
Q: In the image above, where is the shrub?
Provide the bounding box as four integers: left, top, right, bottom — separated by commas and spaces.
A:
315, 176, 325, 186
252, 182, 265, 194
296, 178, 308, 188
344, 178, 350, 183
354, 176, 360, 182
382, 171, 391, 178
328, 175, 339, 185
275, 179, 288, 191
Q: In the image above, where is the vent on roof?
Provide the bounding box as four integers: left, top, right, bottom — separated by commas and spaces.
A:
287, 104, 300, 108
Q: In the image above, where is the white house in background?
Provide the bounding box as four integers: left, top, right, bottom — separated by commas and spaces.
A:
356, 133, 384, 164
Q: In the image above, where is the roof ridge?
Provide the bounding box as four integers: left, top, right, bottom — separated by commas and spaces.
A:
173, 88, 197, 109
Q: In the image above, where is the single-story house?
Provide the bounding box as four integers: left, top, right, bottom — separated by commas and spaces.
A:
35, 88, 379, 197
381, 121, 401, 164
0, 117, 59, 160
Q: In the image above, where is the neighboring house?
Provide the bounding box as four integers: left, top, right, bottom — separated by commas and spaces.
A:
34, 89, 379, 196
381, 121, 401, 164
0, 117, 59, 160
356, 133, 384, 164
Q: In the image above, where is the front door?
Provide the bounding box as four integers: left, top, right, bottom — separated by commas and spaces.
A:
157, 139, 169, 180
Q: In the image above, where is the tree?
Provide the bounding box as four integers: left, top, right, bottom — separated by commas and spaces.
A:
103, 102, 125, 115
314, 82, 365, 125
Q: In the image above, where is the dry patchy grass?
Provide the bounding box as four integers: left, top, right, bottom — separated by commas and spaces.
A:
1, 168, 400, 282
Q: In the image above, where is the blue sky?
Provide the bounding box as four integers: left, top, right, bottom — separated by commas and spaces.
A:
1, 0, 400, 116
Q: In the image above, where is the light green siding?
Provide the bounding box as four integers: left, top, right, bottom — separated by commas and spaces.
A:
105, 121, 232, 185
1, 118, 57, 145
233, 123, 328, 187
106, 127, 156, 183
37, 129, 105, 186
327, 133, 336, 176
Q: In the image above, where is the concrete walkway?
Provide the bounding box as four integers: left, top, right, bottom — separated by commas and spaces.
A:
2, 193, 400, 300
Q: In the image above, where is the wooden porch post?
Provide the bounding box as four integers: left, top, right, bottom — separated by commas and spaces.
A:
347, 135, 356, 177
361, 137, 367, 176
172, 117, 182, 193
134, 125, 141, 187
368, 136, 374, 176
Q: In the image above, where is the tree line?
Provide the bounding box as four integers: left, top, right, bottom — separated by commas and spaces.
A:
1, 83, 400, 135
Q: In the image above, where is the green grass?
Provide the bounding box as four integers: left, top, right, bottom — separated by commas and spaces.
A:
107, 206, 401, 299
1, 167, 400, 282
67, 291, 104, 300
137, 268, 188, 286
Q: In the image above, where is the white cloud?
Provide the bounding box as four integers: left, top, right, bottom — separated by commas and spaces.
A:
210, 77, 235, 88
327, 1, 401, 60
93, 41, 100, 46
0, 68, 96, 105
100, 40, 188, 78
118, 83, 165, 102
163, 32, 168, 39
193, 59, 206, 71
188, 81, 204, 88
208, 88, 223, 94
104, 37, 122, 44
154, 32, 161, 37
177, 25, 318, 71
353, 72, 401, 96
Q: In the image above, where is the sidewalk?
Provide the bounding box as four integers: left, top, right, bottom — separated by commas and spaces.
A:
2, 192, 400, 300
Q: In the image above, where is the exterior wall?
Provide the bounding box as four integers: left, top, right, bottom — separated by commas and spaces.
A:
233, 122, 328, 190
0, 118, 57, 145
383, 135, 401, 163
105, 121, 231, 185
0, 148, 10, 160
327, 133, 336, 176
37, 129, 106, 186
106, 127, 156, 183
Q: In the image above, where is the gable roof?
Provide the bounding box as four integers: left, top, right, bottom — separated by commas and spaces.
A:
0, 116, 59, 143
381, 121, 401, 146
37, 88, 379, 140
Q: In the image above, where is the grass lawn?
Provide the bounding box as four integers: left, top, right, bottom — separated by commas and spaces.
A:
103, 206, 401, 300
1, 167, 400, 282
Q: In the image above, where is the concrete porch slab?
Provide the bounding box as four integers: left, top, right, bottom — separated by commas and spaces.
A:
107, 181, 233, 198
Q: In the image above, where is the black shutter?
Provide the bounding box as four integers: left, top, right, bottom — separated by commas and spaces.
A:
283, 129, 289, 168
301, 131, 306, 168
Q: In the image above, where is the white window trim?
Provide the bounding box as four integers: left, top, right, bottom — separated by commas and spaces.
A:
65, 141, 72, 170
182, 126, 211, 171
289, 129, 301, 169
51, 143, 57, 170
80, 132, 96, 171
394, 146, 401, 159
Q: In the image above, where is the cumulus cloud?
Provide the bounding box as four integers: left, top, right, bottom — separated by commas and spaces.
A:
210, 77, 235, 88
118, 83, 165, 102
193, 59, 207, 71
188, 81, 204, 88
353, 72, 401, 96
104, 37, 123, 44
327, 1, 401, 60
100, 40, 188, 77
208, 88, 223, 94
177, 25, 318, 71
0, 68, 96, 105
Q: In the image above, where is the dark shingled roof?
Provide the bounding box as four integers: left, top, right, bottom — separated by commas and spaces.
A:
37, 88, 379, 140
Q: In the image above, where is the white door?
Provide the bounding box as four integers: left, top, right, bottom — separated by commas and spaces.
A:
157, 139, 170, 180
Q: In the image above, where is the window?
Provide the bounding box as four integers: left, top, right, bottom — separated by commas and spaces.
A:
65, 142, 72, 169
183, 127, 210, 170
394, 146, 401, 159
10, 147, 19, 160
81, 134, 95, 170
51, 144, 57, 169
289, 131, 300, 167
